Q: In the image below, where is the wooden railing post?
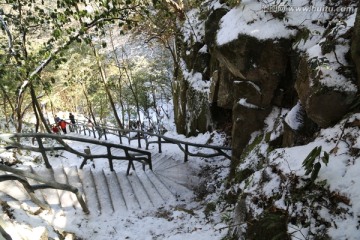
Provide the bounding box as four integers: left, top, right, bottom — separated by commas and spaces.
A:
36, 137, 52, 168
118, 130, 123, 144
91, 127, 96, 138
103, 128, 107, 140
158, 136, 162, 153
184, 144, 188, 162
137, 131, 141, 148
107, 146, 113, 171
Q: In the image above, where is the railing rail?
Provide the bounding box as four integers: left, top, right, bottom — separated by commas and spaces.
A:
0, 164, 90, 213
72, 123, 232, 162
0, 133, 152, 175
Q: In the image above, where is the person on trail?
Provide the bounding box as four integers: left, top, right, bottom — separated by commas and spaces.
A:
52, 124, 60, 134
54, 115, 60, 124
57, 119, 69, 134
87, 119, 93, 128
69, 113, 76, 132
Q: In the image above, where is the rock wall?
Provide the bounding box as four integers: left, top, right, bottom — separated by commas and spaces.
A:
174, 3, 359, 175
352, 2, 360, 85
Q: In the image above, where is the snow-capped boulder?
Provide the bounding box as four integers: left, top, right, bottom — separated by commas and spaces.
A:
295, 56, 356, 127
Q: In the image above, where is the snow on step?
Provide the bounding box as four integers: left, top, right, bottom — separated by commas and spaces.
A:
153, 171, 194, 203
152, 155, 171, 169
102, 170, 127, 212
149, 153, 163, 166
156, 166, 196, 186
115, 172, 141, 210
143, 171, 177, 204
0, 172, 29, 202
135, 171, 166, 207
63, 166, 84, 209
77, 168, 100, 215
52, 166, 76, 210
126, 173, 153, 209
155, 156, 200, 188
19, 165, 46, 204
30, 167, 61, 207
91, 169, 114, 215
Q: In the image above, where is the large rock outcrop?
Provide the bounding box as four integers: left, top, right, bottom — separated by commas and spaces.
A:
174, 3, 359, 174
352, 2, 360, 85
213, 36, 293, 171
295, 57, 356, 127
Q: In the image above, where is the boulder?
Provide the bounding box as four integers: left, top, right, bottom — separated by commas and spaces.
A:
231, 103, 271, 172
295, 57, 356, 127
214, 35, 292, 165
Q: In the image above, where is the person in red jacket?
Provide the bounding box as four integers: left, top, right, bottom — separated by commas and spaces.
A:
52, 124, 60, 134
57, 119, 69, 134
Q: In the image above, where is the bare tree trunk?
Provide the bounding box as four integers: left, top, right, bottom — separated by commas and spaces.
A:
109, 29, 126, 129
120, 48, 142, 128
15, 92, 25, 133
92, 44, 124, 129
29, 84, 51, 133
82, 85, 97, 126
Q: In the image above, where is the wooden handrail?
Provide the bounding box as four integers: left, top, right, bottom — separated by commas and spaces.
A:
0, 133, 152, 175
73, 123, 232, 162
0, 164, 90, 214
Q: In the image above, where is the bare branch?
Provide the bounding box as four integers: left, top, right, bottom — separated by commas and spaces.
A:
0, 14, 15, 55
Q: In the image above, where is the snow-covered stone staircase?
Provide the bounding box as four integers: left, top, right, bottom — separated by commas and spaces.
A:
0, 152, 198, 216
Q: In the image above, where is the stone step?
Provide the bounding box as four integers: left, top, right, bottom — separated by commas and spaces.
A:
102, 170, 127, 212
126, 173, 153, 209
63, 166, 84, 209
52, 166, 76, 210
153, 171, 194, 203
152, 155, 171, 169
77, 168, 101, 215
143, 171, 177, 204
22, 165, 46, 205
29, 166, 61, 208
115, 172, 141, 210
91, 169, 114, 215
135, 171, 166, 207
0, 176, 29, 202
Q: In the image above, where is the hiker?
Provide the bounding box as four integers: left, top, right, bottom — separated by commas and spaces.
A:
51, 124, 60, 134
54, 115, 60, 124
69, 113, 76, 132
87, 119, 93, 128
58, 119, 69, 134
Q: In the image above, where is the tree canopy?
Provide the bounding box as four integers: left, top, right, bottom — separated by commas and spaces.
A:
0, 0, 178, 132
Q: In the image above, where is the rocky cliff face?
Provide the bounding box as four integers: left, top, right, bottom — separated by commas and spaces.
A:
174, 1, 359, 176
352, 2, 360, 85
172, 1, 359, 239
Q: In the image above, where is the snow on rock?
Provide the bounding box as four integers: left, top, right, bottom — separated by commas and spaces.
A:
285, 101, 303, 131
215, 0, 358, 93
181, 60, 210, 93
216, 0, 294, 44
238, 98, 260, 109
182, 9, 205, 44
